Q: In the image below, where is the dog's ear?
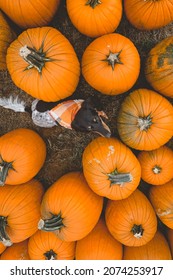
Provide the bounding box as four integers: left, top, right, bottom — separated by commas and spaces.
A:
81, 96, 103, 111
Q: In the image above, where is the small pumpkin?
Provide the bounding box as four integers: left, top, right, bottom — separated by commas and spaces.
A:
0, 128, 46, 185
28, 230, 76, 260
0, 239, 30, 260
145, 36, 173, 98
105, 189, 157, 247
0, 242, 6, 255
117, 88, 173, 151
75, 218, 123, 260
0, 0, 60, 29
82, 33, 140, 96
138, 145, 173, 185
82, 137, 141, 200
6, 26, 80, 102
66, 0, 123, 38
149, 179, 173, 229
38, 172, 103, 241
124, 0, 173, 30
0, 179, 44, 246
123, 231, 172, 260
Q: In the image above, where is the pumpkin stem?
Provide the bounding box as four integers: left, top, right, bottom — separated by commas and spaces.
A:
44, 249, 57, 260
19, 45, 53, 73
108, 170, 133, 186
131, 224, 144, 239
0, 156, 14, 186
152, 165, 162, 174
85, 0, 102, 8
0, 216, 12, 246
138, 115, 152, 131
104, 51, 123, 70
38, 213, 64, 232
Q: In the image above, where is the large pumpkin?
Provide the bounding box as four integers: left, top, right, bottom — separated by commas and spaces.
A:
28, 230, 76, 260
66, 0, 123, 37
0, 128, 46, 185
38, 172, 103, 241
75, 218, 123, 260
105, 189, 157, 247
124, 0, 173, 30
145, 36, 173, 98
82, 33, 140, 96
117, 88, 173, 151
0, 0, 60, 29
0, 239, 30, 260
82, 137, 141, 200
6, 26, 80, 101
0, 179, 44, 246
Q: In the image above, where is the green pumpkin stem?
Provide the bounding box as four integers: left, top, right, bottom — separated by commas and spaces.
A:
105, 51, 123, 70
131, 224, 144, 239
38, 213, 64, 232
85, 0, 102, 8
0, 216, 12, 246
108, 170, 132, 186
0, 156, 14, 186
138, 115, 152, 131
44, 249, 57, 260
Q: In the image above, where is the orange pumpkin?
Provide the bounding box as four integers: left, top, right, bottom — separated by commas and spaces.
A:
124, 0, 173, 30
66, 0, 123, 37
123, 231, 172, 260
105, 189, 157, 247
0, 10, 16, 70
117, 88, 173, 151
0, 179, 44, 245
0, 0, 60, 29
0, 128, 46, 185
28, 230, 76, 260
82, 137, 141, 200
138, 145, 173, 185
0, 242, 6, 254
167, 228, 173, 258
39, 172, 103, 241
82, 33, 140, 96
149, 179, 173, 229
0, 239, 30, 260
76, 218, 123, 260
6, 27, 80, 102
145, 36, 173, 98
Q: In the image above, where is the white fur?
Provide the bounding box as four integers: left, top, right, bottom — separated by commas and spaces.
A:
0, 96, 26, 112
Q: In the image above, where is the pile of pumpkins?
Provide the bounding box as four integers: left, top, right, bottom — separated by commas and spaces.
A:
0, 0, 173, 260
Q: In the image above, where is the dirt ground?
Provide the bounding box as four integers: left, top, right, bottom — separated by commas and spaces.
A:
0, 0, 173, 193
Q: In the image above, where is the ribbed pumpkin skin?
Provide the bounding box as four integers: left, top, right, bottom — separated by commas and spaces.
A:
0, 0, 60, 29
6, 27, 80, 102
149, 180, 173, 229
0, 179, 44, 245
0, 240, 30, 260
105, 189, 157, 247
76, 218, 123, 260
0, 10, 16, 70
82, 33, 140, 96
0, 128, 46, 185
124, 0, 173, 30
66, 0, 123, 38
145, 36, 173, 98
82, 137, 141, 200
123, 231, 172, 260
117, 88, 173, 151
28, 230, 76, 260
138, 145, 173, 185
0, 242, 6, 254
40, 172, 103, 241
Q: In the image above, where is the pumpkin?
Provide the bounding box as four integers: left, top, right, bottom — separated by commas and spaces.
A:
38, 171, 103, 241
123, 230, 172, 260
0, 242, 6, 254
124, 0, 173, 30
105, 189, 157, 247
81, 33, 140, 96
0, 10, 16, 70
75, 218, 123, 260
167, 228, 173, 257
0, 0, 60, 29
6, 26, 80, 102
0, 239, 30, 260
117, 88, 173, 151
66, 0, 123, 38
145, 36, 173, 98
82, 137, 141, 200
28, 230, 76, 260
149, 179, 173, 229
0, 128, 46, 185
0, 179, 44, 246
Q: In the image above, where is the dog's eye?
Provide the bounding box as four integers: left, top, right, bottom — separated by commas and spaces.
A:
87, 125, 92, 130
93, 118, 98, 123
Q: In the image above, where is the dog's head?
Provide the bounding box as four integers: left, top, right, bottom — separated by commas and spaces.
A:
71, 97, 111, 137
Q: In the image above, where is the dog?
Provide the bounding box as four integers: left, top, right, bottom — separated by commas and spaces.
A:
0, 95, 111, 137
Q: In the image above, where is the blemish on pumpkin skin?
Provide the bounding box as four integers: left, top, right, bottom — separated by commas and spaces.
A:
107, 145, 115, 157
88, 158, 101, 164
157, 208, 172, 216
